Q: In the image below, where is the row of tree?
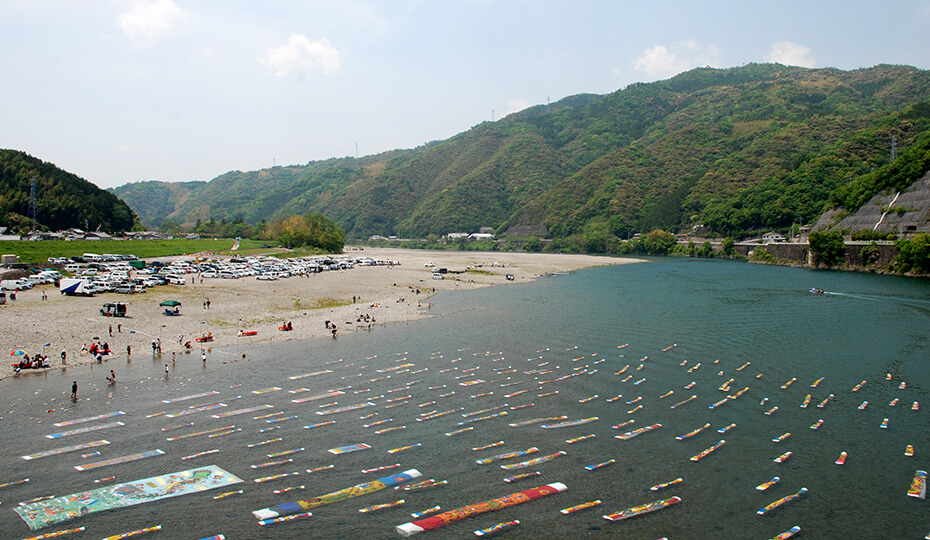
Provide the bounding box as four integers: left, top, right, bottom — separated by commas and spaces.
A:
159, 214, 345, 253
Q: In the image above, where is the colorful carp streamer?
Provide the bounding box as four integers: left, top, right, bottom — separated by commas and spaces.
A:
103, 524, 162, 539
755, 476, 780, 491
603, 496, 681, 521
476, 447, 538, 465
474, 519, 520, 537
389, 443, 422, 454
410, 505, 441, 518
616, 424, 662, 440
395, 482, 567, 536
500, 451, 566, 470
258, 511, 313, 526
503, 471, 540, 483
359, 499, 405, 513
908, 470, 927, 499
650, 478, 683, 491
560, 500, 601, 514
690, 440, 726, 462
585, 459, 616, 471
397, 479, 448, 492
770, 525, 801, 539
757, 487, 808, 515
22, 527, 86, 540
253, 469, 422, 520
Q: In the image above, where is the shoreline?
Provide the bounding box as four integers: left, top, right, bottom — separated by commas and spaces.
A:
0, 248, 641, 380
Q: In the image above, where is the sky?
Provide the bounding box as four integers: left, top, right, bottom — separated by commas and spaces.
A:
2, 0, 930, 190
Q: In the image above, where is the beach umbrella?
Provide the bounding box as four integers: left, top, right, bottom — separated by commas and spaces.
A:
159, 300, 182, 307
10, 349, 26, 356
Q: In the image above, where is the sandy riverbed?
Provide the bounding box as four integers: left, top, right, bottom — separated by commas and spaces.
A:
0, 248, 641, 379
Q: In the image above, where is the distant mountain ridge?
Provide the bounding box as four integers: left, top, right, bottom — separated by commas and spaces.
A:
0, 150, 137, 232
110, 63, 930, 244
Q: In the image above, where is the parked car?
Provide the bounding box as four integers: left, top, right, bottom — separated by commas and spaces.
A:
100, 302, 128, 317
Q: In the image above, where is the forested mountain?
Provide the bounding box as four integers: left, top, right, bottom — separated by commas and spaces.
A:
108, 180, 205, 228
115, 64, 930, 245
0, 150, 137, 232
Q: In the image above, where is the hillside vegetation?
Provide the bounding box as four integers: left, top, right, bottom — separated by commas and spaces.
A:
106, 64, 930, 247
0, 150, 137, 232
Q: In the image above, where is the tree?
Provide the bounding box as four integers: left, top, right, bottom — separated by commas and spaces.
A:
808, 230, 845, 267
894, 233, 930, 274
640, 230, 676, 255
721, 237, 736, 257
262, 214, 345, 253
159, 220, 183, 235
524, 236, 542, 252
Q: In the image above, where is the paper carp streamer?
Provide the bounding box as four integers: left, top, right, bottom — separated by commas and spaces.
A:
252, 469, 421, 520
395, 482, 567, 536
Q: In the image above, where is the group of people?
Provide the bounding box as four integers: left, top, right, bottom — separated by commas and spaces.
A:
81, 342, 112, 362
280, 321, 294, 331
12, 353, 51, 372
356, 313, 376, 325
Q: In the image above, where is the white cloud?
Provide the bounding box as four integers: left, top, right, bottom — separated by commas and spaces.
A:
766, 41, 815, 67
117, 0, 188, 46
259, 35, 342, 77
633, 40, 720, 79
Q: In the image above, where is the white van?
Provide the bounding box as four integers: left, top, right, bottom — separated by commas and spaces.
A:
83, 253, 103, 261
64, 263, 84, 274
165, 274, 185, 285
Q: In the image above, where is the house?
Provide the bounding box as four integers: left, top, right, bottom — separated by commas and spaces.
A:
762, 232, 787, 243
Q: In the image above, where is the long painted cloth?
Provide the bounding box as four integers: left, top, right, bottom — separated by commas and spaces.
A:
15, 465, 243, 531
395, 482, 567, 536
252, 469, 421, 520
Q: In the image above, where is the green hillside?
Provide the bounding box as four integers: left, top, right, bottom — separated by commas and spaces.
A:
0, 150, 137, 233
113, 64, 930, 246
109, 180, 205, 228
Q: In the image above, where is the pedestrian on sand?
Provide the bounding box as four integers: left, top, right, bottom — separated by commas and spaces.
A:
71, 381, 77, 400
165, 364, 169, 378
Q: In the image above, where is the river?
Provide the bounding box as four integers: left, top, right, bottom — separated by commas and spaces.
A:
0, 258, 927, 539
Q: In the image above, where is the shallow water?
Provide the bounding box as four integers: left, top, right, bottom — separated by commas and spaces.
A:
0, 258, 928, 539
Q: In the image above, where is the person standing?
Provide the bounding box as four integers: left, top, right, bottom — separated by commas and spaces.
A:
108, 324, 112, 337
60, 350, 67, 365
164, 364, 169, 378
71, 381, 77, 400
206, 298, 211, 309
201, 351, 207, 363
126, 344, 131, 357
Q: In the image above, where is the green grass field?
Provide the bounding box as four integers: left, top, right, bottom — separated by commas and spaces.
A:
0, 238, 275, 263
